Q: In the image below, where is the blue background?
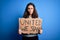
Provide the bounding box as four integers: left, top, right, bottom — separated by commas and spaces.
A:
0, 0, 60, 40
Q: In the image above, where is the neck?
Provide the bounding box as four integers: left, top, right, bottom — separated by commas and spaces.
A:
29, 14, 32, 16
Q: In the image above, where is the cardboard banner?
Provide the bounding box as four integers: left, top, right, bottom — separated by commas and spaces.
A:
19, 18, 42, 34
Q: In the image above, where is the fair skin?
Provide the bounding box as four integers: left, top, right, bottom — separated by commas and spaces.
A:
19, 5, 43, 34
28, 5, 34, 16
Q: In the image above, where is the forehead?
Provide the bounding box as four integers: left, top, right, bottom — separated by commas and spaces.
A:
28, 5, 34, 8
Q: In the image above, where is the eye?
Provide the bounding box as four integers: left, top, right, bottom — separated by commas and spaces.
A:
28, 8, 30, 9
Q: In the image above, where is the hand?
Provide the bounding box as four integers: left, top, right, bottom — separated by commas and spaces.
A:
19, 29, 22, 34
40, 30, 43, 34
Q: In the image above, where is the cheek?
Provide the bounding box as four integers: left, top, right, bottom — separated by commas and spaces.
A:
32, 9, 34, 12
31, 9, 34, 13
28, 9, 30, 12
28, 10, 30, 12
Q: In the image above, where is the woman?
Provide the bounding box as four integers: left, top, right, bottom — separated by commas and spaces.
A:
19, 2, 43, 40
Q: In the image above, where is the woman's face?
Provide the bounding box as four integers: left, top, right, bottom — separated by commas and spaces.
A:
28, 5, 34, 15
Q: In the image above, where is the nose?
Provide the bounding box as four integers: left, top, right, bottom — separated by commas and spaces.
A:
30, 9, 31, 11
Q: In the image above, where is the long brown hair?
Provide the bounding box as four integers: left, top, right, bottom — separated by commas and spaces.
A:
23, 2, 38, 18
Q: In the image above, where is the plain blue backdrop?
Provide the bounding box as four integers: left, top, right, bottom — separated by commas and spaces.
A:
1, 0, 60, 40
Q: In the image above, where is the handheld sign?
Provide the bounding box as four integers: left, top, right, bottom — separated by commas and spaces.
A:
19, 18, 42, 34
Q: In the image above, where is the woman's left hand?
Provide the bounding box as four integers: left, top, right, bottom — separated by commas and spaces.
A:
40, 29, 43, 34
